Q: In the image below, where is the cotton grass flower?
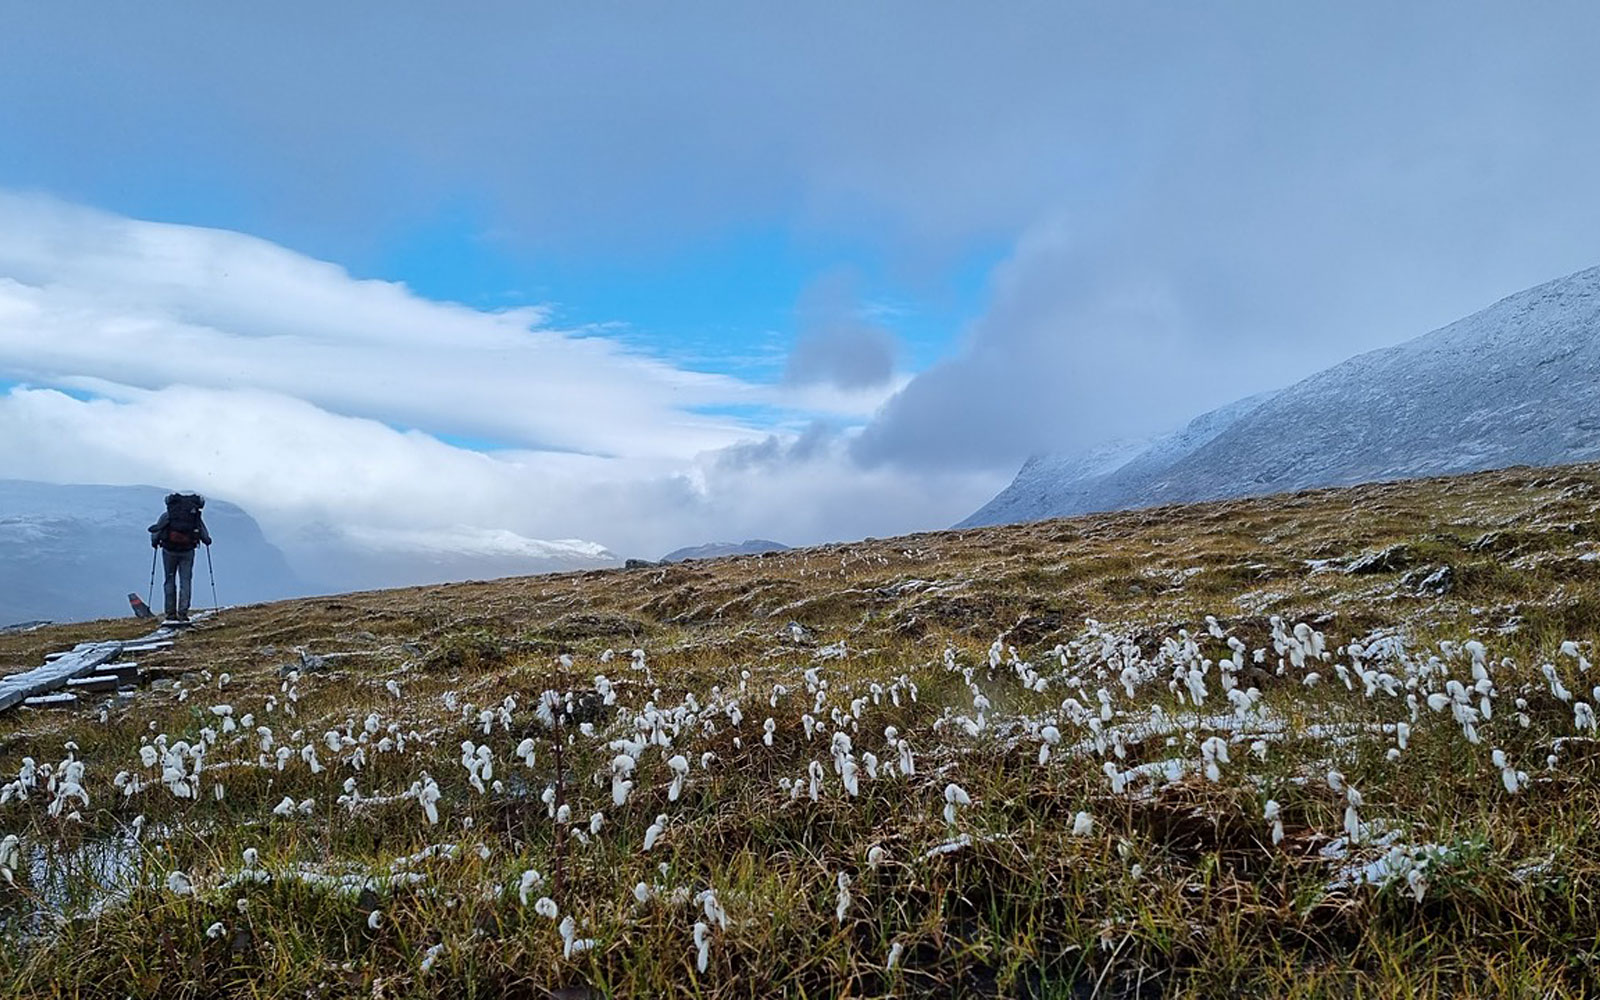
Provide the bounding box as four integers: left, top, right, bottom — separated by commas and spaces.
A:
667, 754, 690, 801
559, 914, 595, 957
643, 813, 668, 852
1038, 725, 1061, 765
693, 921, 712, 973
420, 942, 444, 973
0, 834, 18, 884
942, 783, 971, 826
1263, 799, 1284, 845
518, 870, 544, 905
1200, 737, 1229, 782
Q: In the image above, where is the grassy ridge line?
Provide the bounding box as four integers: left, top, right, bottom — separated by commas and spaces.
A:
0, 462, 1599, 997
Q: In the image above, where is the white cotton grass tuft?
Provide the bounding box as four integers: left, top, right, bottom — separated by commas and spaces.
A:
835, 872, 852, 923
1263, 799, 1284, 845
420, 942, 445, 973
1199, 736, 1230, 782
1071, 810, 1094, 837
559, 915, 595, 958
165, 869, 193, 895
694, 920, 712, 973
1492, 748, 1527, 793
643, 813, 669, 852
887, 940, 905, 970
0, 834, 19, 884
698, 888, 729, 930
518, 869, 545, 905
942, 783, 971, 826
533, 896, 559, 919
1038, 725, 1061, 765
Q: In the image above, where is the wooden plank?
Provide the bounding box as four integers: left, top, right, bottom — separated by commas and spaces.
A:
95, 662, 140, 681
122, 640, 175, 653
23, 692, 78, 708
66, 675, 120, 692
0, 641, 123, 713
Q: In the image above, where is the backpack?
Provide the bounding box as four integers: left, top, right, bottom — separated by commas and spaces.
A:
164, 493, 205, 551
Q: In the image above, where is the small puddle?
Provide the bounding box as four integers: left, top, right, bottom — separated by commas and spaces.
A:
1, 833, 145, 937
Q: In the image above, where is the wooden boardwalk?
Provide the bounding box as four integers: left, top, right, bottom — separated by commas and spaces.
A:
0, 641, 126, 712
0, 620, 194, 713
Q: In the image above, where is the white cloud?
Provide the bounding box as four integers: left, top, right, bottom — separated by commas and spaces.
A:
0, 382, 1001, 564
0, 196, 1002, 576
0, 193, 809, 459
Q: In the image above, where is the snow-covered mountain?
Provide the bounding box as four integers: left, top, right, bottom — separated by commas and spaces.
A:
282, 524, 618, 593
0, 480, 301, 624
962, 264, 1600, 527
660, 539, 790, 563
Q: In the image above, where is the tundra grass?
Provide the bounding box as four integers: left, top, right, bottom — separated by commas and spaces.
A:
4, 463, 1600, 997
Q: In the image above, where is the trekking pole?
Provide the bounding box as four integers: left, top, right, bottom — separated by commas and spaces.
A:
205, 544, 219, 612
148, 548, 158, 606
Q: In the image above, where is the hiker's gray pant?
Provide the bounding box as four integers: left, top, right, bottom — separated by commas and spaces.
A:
162, 548, 195, 618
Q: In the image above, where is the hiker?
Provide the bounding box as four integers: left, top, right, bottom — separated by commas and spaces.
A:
148, 493, 211, 622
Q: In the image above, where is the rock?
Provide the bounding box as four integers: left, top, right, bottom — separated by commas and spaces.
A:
281, 646, 329, 676
1467, 532, 1505, 552
1419, 565, 1455, 595
623, 558, 658, 570
1345, 544, 1413, 575
1401, 564, 1455, 595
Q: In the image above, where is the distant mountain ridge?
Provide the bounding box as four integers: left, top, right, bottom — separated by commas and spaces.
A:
286, 524, 618, 593
660, 539, 790, 563
963, 264, 1600, 527
0, 481, 623, 623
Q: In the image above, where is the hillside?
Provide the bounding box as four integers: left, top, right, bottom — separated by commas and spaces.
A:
964, 264, 1600, 527
4, 463, 1600, 997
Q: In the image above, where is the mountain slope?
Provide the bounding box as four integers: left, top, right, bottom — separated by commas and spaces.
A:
0, 480, 301, 624
960, 393, 1274, 528
963, 264, 1600, 526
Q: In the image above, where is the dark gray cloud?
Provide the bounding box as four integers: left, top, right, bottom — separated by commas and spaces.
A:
714, 421, 839, 472
783, 271, 897, 390
5, 1, 1600, 486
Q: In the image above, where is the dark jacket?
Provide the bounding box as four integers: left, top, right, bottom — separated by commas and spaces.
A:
148, 510, 212, 550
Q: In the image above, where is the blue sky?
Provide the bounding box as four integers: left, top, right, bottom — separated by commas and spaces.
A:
2, 3, 1599, 563
375, 200, 1003, 382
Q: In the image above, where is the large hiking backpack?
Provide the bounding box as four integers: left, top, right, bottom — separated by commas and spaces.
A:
164, 492, 205, 551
